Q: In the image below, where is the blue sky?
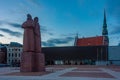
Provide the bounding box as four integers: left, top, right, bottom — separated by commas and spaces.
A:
0, 0, 120, 47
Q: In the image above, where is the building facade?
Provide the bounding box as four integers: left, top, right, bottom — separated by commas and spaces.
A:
5, 46, 120, 66
42, 46, 107, 65
0, 42, 23, 66
108, 46, 120, 65
2, 42, 23, 66
7, 47, 23, 66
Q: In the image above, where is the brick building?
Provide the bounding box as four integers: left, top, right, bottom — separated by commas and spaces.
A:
74, 10, 109, 47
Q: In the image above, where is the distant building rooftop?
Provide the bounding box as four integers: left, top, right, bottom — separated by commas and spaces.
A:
0, 42, 22, 48
75, 36, 105, 46
9, 42, 22, 47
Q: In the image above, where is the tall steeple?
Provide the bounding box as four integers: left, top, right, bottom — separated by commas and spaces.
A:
102, 9, 108, 36
102, 9, 109, 45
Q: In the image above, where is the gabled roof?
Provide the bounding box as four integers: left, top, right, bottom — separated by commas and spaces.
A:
76, 36, 104, 46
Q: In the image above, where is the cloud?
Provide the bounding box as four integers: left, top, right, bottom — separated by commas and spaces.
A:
40, 25, 54, 36
42, 42, 55, 47
48, 37, 74, 44
40, 25, 48, 33
107, 1, 120, 23
107, 0, 120, 36
0, 20, 21, 28
0, 20, 53, 36
60, 33, 79, 37
8, 23, 21, 28
42, 37, 74, 47
0, 34, 4, 37
0, 28, 22, 37
110, 26, 120, 35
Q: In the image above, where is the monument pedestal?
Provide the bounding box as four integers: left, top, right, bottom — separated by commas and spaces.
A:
33, 53, 45, 72
20, 52, 45, 72
20, 52, 34, 72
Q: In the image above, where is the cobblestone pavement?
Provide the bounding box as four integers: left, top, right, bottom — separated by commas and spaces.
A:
0, 66, 120, 80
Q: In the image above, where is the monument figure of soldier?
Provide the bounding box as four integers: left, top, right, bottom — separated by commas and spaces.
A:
22, 14, 35, 52
34, 17, 41, 53
21, 14, 45, 72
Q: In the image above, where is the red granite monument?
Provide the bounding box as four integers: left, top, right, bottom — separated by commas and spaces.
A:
20, 14, 45, 72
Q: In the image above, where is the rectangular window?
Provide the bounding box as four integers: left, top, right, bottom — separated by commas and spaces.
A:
12, 53, 13, 57
15, 53, 17, 57
9, 53, 10, 57
19, 53, 20, 57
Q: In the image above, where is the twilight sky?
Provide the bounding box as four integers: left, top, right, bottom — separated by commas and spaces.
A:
0, 0, 120, 47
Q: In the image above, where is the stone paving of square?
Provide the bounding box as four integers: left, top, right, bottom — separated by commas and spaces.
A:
0, 65, 120, 80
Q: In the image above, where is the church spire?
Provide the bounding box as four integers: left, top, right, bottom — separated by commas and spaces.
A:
102, 9, 109, 45
104, 9, 107, 26
102, 9, 108, 36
